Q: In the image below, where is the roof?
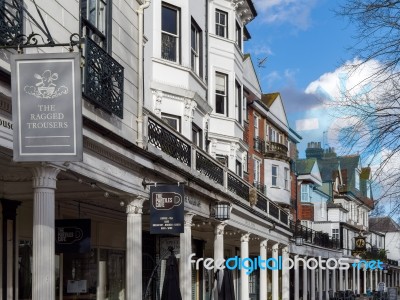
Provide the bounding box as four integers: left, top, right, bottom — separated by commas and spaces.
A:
369, 217, 400, 232
261, 93, 280, 108
296, 158, 317, 175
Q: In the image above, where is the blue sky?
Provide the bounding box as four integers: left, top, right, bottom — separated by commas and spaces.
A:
245, 0, 358, 157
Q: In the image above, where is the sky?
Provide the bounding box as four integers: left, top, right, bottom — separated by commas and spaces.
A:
245, 0, 359, 157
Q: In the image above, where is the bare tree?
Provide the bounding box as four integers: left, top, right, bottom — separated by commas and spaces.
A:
333, 1, 400, 216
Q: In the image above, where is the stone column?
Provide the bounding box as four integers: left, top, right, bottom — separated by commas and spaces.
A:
180, 213, 195, 300
339, 268, 344, 291
357, 262, 360, 294
326, 266, 330, 300
363, 267, 367, 294
370, 269, 373, 291
303, 257, 308, 300
332, 268, 336, 293
375, 269, 378, 291
260, 240, 268, 300
126, 196, 146, 300
282, 245, 290, 300
352, 265, 356, 293
379, 269, 382, 283
31, 165, 60, 300
318, 267, 323, 300
240, 233, 250, 300
345, 268, 349, 290
272, 243, 279, 300
294, 255, 299, 300
311, 266, 316, 300
214, 222, 226, 269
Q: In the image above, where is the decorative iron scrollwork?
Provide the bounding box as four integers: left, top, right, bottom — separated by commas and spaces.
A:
0, 0, 23, 46
147, 118, 191, 166
227, 173, 249, 200
196, 151, 224, 184
84, 37, 124, 118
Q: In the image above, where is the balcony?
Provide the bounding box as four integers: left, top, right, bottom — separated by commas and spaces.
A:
290, 221, 340, 250
0, 0, 23, 46
146, 113, 289, 227
84, 37, 124, 118
264, 141, 290, 161
253, 137, 265, 153
253, 181, 266, 195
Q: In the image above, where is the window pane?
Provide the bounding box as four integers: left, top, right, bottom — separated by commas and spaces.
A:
215, 74, 226, 93
88, 0, 97, 25
215, 95, 224, 114
191, 26, 196, 49
162, 6, 177, 34
161, 33, 177, 61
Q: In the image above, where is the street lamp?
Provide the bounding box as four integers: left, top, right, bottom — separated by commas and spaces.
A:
295, 235, 304, 246
210, 201, 231, 221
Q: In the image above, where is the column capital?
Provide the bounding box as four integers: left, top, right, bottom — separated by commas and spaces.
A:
272, 242, 280, 252
260, 239, 269, 248
214, 222, 227, 236
184, 212, 195, 227
31, 164, 61, 189
241, 233, 250, 243
126, 196, 147, 214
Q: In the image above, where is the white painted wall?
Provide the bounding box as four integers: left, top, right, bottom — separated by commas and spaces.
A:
264, 159, 291, 205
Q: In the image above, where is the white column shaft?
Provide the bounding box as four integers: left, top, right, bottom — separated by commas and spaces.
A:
180, 213, 194, 300
339, 268, 343, 291
294, 255, 299, 300
311, 268, 316, 300
32, 166, 59, 300
363, 268, 367, 294
318, 268, 323, 300
260, 240, 268, 300
303, 260, 308, 300
326, 267, 330, 300
272, 244, 279, 300
240, 234, 250, 300
282, 246, 289, 300
332, 269, 336, 292
126, 197, 145, 300
357, 264, 360, 294
345, 268, 349, 290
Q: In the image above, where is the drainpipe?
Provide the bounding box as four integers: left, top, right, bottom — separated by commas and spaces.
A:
136, 0, 151, 148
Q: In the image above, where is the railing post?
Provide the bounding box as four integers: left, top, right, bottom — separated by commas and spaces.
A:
192, 146, 197, 171
223, 167, 228, 192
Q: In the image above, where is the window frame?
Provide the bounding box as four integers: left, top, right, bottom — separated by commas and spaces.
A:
284, 167, 289, 190
191, 19, 203, 77
215, 9, 228, 38
254, 158, 261, 183
81, 0, 112, 52
235, 80, 242, 123
215, 72, 228, 116
235, 20, 242, 50
161, 113, 181, 132
271, 165, 278, 187
161, 3, 181, 62
301, 184, 310, 202
192, 123, 203, 149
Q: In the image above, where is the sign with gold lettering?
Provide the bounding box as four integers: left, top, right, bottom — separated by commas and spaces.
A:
11, 53, 82, 161
55, 219, 91, 253
150, 185, 184, 234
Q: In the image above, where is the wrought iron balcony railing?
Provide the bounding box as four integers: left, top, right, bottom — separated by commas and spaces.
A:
290, 221, 340, 250
253, 181, 266, 194
84, 37, 124, 118
253, 137, 265, 153
146, 115, 289, 226
0, 0, 23, 46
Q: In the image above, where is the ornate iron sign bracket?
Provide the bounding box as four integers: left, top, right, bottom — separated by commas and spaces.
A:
0, 0, 82, 51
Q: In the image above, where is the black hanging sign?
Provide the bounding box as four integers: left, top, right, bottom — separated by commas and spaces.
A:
150, 185, 184, 234
55, 219, 91, 253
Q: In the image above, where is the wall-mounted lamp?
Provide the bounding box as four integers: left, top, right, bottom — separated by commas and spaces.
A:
295, 235, 304, 246
210, 201, 231, 221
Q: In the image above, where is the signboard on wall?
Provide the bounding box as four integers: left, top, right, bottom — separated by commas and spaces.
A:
11, 53, 82, 162
55, 219, 91, 253
150, 185, 184, 234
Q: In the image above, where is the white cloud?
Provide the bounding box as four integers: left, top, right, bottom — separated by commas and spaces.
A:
253, 0, 317, 30
296, 118, 319, 131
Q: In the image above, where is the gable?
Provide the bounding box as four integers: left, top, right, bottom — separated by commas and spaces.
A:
268, 94, 289, 131
243, 56, 262, 98
310, 161, 322, 184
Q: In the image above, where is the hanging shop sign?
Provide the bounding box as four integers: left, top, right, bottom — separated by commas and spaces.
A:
150, 185, 184, 234
11, 53, 82, 162
55, 219, 91, 253
354, 236, 367, 251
